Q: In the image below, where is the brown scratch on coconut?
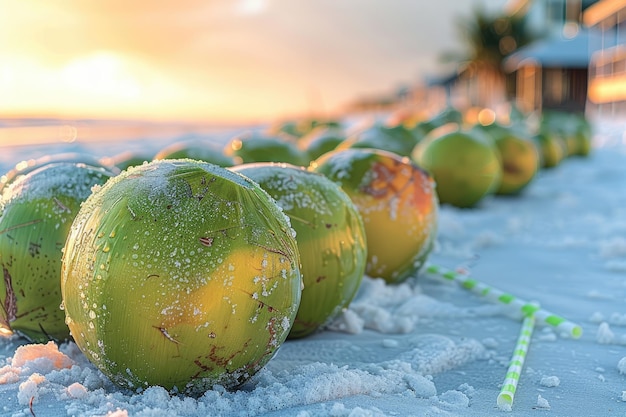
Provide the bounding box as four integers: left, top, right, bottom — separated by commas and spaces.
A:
0, 219, 43, 236
2, 266, 17, 325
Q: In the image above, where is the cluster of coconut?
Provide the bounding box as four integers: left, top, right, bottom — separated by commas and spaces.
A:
409, 106, 592, 208
0, 104, 592, 394
0, 121, 439, 395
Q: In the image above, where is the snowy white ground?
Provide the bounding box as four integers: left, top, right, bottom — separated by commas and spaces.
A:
1, 118, 626, 416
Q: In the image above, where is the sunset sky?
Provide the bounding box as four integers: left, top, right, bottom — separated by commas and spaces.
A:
0, 0, 508, 124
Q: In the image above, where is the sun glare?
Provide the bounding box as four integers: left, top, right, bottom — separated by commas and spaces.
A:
236, 0, 268, 15
0, 0, 317, 123
61, 52, 141, 100
0, 51, 226, 122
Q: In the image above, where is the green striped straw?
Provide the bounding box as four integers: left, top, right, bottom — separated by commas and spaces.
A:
424, 264, 582, 339
497, 315, 535, 411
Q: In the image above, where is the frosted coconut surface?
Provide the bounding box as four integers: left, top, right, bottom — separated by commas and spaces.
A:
1, 117, 626, 416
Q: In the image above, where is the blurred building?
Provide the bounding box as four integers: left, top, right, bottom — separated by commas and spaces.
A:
348, 0, 625, 121
502, 0, 601, 114
507, 0, 600, 36
503, 28, 603, 113
583, 0, 626, 116
397, 0, 603, 119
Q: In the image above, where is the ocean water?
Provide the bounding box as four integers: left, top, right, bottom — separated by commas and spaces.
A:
0, 118, 263, 175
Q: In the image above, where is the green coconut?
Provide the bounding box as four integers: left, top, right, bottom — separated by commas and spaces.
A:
0, 162, 114, 342
0, 152, 118, 192
61, 159, 302, 394
298, 126, 346, 161
338, 123, 420, 157
412, 127, 502, 208
224, 132, 310, 166
231, 163, 367, 339
154, 140, 237, 167
485, 127, 540, 196
312, 149, 438, 284
269, 118, 342, 139
415, 106, 464, 136
540, 111, 592, 157
533, 131, 567, 169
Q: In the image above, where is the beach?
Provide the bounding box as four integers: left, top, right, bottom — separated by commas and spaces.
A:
1, 115, 626, 416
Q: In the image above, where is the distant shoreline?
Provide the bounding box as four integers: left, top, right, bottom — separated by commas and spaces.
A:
0, 118, 265, 148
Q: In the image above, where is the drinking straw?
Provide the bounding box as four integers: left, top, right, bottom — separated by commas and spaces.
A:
424, 264, 582, 339
497, 315, 535, 411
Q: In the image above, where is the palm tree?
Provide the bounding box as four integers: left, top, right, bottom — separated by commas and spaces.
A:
458, 8, 533, 65
442, 6, 538, 108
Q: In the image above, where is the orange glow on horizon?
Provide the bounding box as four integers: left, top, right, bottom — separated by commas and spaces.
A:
0, 0, 340, 123
0, 0, 511, 124
0, 49, 300, 124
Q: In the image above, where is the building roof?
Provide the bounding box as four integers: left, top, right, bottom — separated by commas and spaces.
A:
506, 0, 601, 19
503, 28, 607, 71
